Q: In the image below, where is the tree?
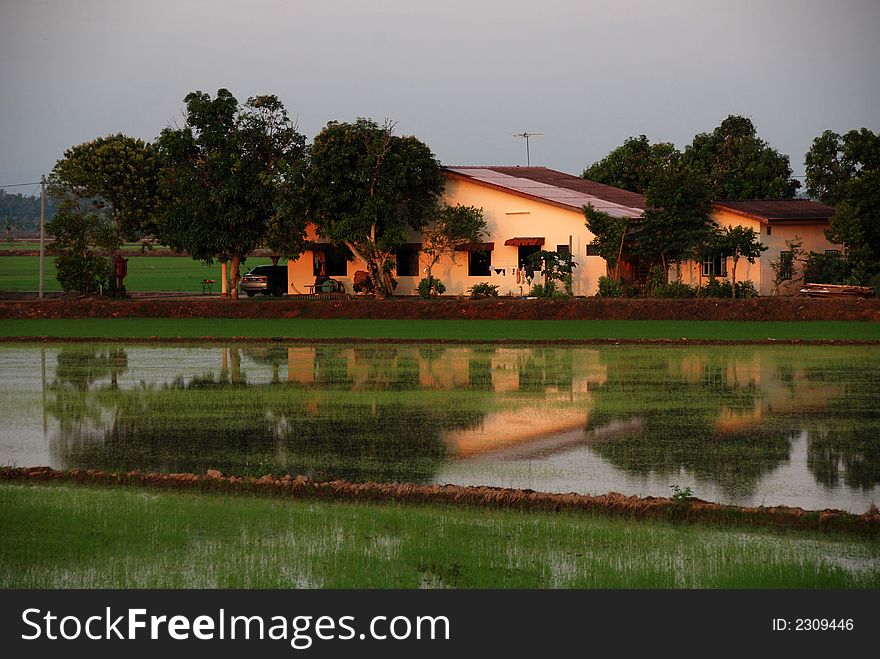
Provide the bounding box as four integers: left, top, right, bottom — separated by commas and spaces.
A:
718, 225, 766, 298
304, 119, 444, 298
583, 204, 629, 280
49, 134, 159, 294
635, 155, 715, 278
805, 128, 880, 205
47, 200, 117, 294
683, 115, 800, 200
582, 136, 678, 193
157, 90, 306, 299
420, 204, 487, 295
805, 128, 880, 282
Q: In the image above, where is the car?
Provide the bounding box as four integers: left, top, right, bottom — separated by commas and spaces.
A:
239, 265, 288, 297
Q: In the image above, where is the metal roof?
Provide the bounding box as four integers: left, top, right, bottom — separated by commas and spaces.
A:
713, 200, 835, 223
444, 166, 645, 218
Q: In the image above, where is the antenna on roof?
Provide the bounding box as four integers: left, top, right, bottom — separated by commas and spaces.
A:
512, 132, 543, 166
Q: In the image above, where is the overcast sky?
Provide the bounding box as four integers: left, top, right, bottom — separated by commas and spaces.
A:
1, 0, 878, 191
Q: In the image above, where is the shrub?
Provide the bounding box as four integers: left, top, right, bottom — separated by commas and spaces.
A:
529, 281, 554, 298
734, 280, 759, 298
468, 282, 499, 299
417, 277, 446, 299
652, 281, 696, 298
804, 251, 857, 285
596, 276, 623, 297
701, 276, 732, 298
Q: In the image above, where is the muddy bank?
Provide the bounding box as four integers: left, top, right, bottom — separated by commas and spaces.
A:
3, 467, 878, 534
2, 296, 879, 321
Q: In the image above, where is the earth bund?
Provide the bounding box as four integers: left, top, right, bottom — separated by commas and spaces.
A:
2, 295, 879, 321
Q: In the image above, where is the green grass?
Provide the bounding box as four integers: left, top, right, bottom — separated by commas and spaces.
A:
0, 255, 277, 292
1, 318, 879, 341
1, 483, 877, 588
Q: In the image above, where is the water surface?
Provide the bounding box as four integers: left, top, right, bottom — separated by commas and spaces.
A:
1, 342, 878, 512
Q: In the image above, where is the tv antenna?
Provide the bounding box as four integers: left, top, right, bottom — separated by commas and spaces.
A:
513, 132, 543, 166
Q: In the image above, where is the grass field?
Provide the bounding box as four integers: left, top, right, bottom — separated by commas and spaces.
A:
1, 483, 876, 588
0, 255, 277, 292
1, 317, 879, 341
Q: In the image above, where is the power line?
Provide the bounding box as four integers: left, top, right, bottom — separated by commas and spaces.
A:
0, 181, 43, 190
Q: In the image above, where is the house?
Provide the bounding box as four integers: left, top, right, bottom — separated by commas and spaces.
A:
678, 200, 838, 296
284, 166, 839, 297
286, 166, 645, 297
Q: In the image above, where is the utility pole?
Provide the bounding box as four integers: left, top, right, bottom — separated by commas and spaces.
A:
513, 132, 543, 166
39, 175, 46, 299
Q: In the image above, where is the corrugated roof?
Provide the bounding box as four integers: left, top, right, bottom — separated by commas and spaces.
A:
713, 200, 835, 223
444, 166, 645, 218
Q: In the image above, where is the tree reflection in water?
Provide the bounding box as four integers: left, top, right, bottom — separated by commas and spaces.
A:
41, 344, 880, 498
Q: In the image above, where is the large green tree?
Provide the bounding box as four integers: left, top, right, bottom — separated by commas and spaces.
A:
683, 115, 800, 200
49, 133, 159, 294
304, 119, 444, 298
156, 90, 306, 299
805, 128, 880, 282
635, 154, 715, 277
582, 135, 677, 193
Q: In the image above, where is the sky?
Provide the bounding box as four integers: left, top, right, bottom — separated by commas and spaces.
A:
1, 0, 878, 191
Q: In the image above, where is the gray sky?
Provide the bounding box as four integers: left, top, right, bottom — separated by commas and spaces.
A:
1, 0, 878, 190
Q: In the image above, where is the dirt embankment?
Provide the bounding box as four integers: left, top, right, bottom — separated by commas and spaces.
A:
2, 296, 879, 321
3, 466, 878, 534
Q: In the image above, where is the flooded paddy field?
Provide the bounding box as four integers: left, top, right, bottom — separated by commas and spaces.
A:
1, 342, 878, 512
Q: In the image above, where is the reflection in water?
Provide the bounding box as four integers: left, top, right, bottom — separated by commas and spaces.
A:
0, 343, 878, 511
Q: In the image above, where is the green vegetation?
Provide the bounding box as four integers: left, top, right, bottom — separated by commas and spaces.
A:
2, 318, 879, 341
0, 255, 276, 292
1, 483, 876, 588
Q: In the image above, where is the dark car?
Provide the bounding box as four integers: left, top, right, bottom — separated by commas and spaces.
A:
240, 265, 288, 297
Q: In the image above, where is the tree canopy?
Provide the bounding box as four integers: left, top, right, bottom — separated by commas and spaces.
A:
156, 89, 306, 298
636, 154, 715, 275
304, 118, 444, 297
805, 128, 880, 283
583, 116, 800, 201
49, 133, 160, 239
683, 115, 800, 200
582, 136, 677, 194
805, 128, 880, 205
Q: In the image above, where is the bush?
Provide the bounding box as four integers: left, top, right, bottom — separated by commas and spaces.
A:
417, 277, 445, 299
804, 251, 857, 285
651, 281, 696, 298
734, 280, 759, 298
468, 282, 499, 299
700, 276, 732, 298
529, 281, 567, 298
596, 276, 623, 297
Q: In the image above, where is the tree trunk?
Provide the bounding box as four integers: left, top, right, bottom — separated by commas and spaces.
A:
229, 254, 240, 300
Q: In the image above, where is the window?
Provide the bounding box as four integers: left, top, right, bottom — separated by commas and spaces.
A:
766, 226, 772, 236
468, 250, 491, 276
779, 251, 793, 280
702, 253, 727, 278
556, 244, 571, 256
395, 248, 420, 277
585, 244, 601, 257
517, 245, 541, 269
313, 245, 350, 277
825, 249, 841, 256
